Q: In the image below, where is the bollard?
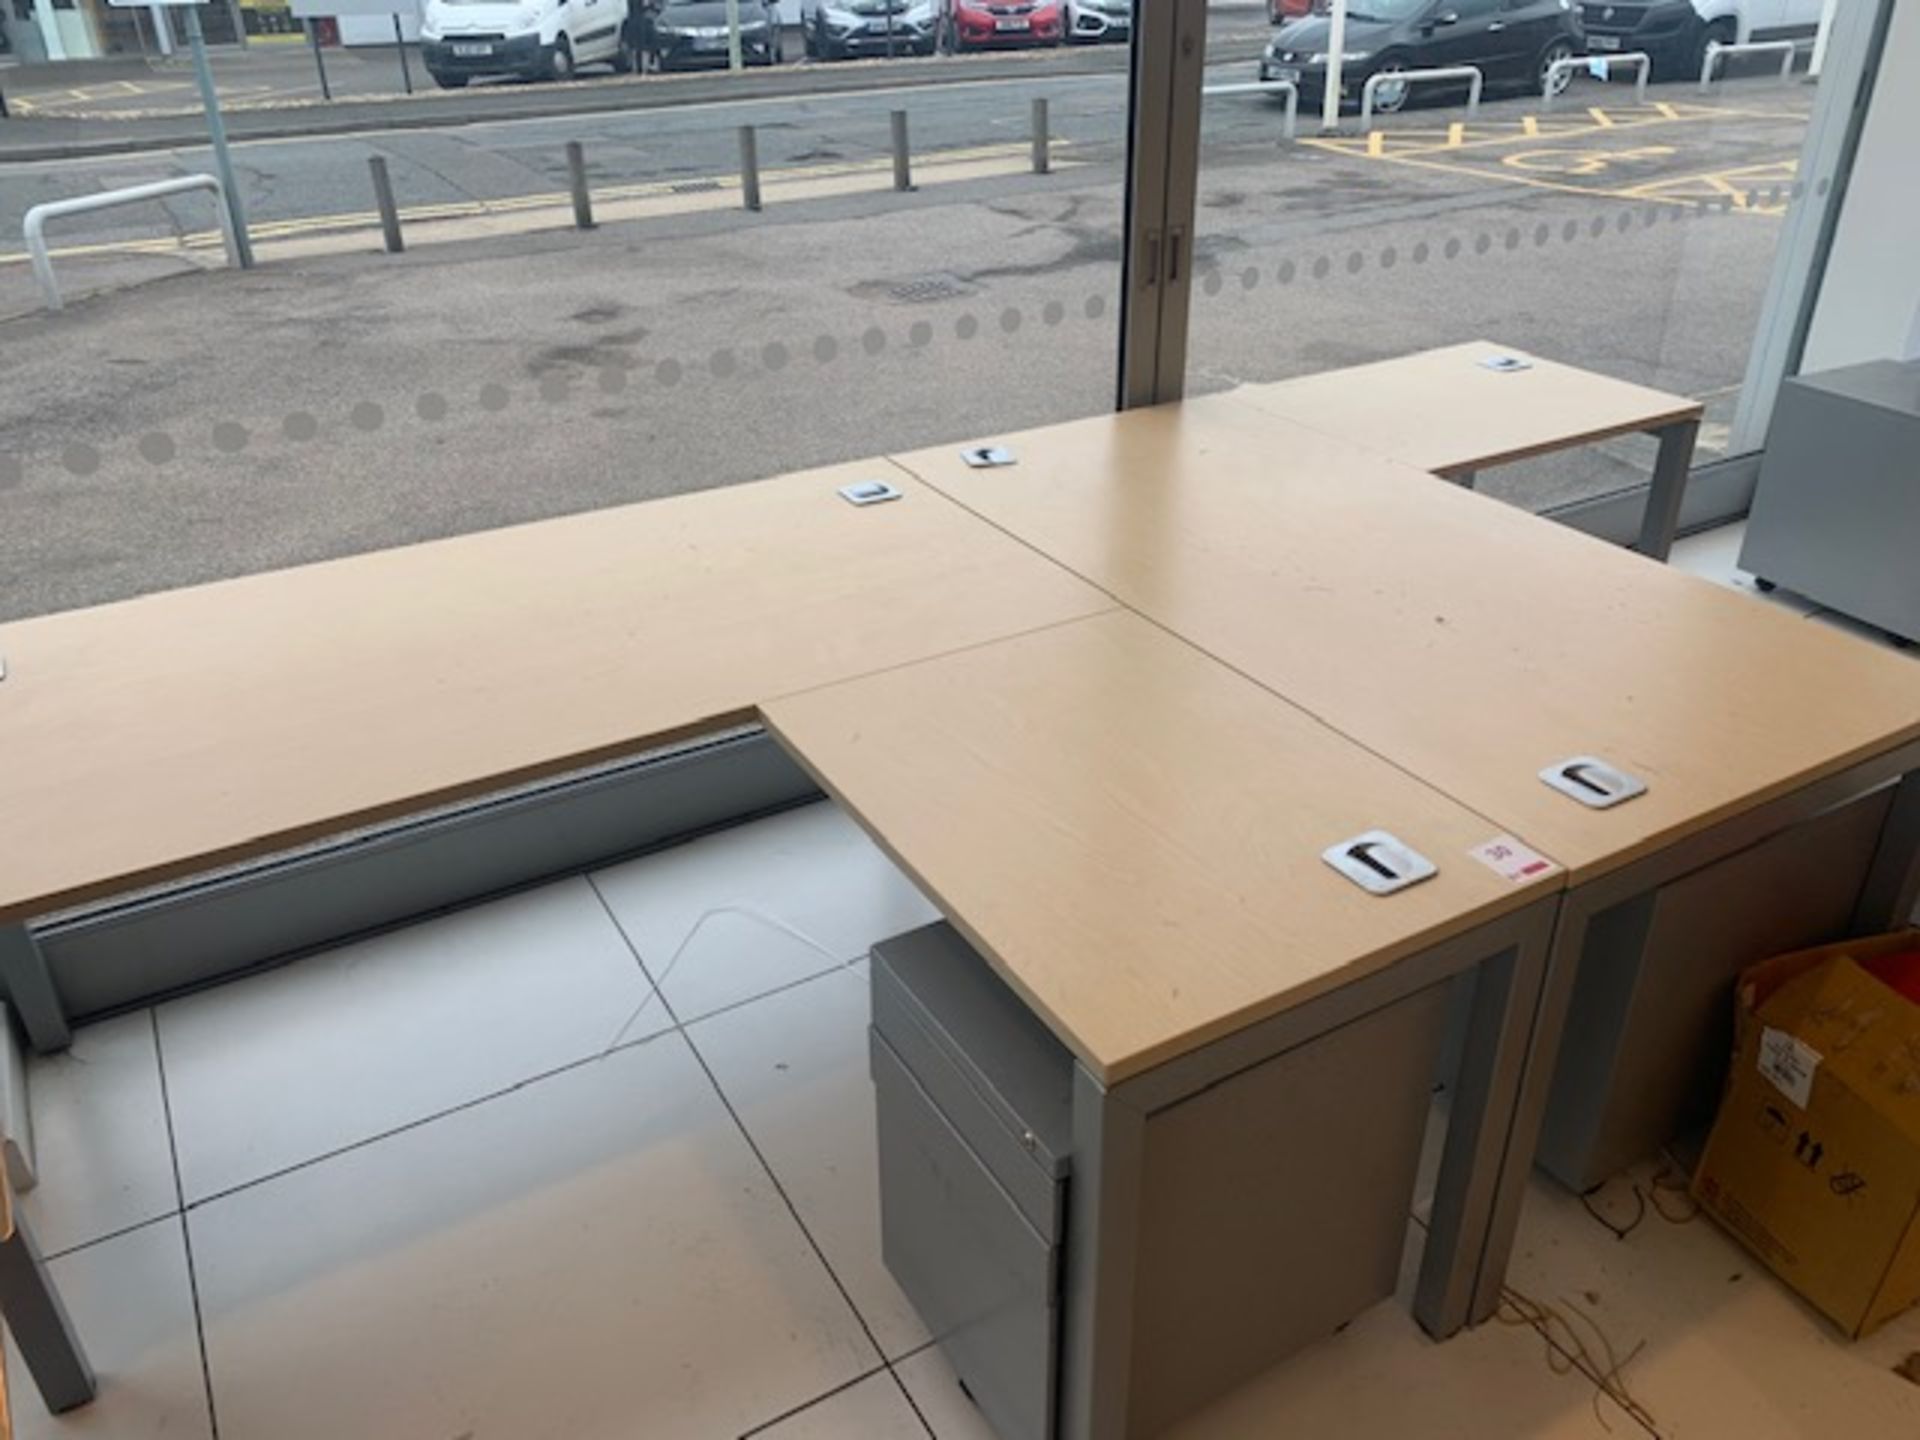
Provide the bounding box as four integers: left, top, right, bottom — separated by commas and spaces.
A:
566, 141, 595, 229
369, 156, 404, 254
1031, 97, 1050, 175
891, 109, 914, 192
738, 125, 762, 212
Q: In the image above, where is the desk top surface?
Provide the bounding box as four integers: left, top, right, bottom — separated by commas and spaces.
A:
0, 464, 1111, 922
764, 610, 1559, 1084
1223, 341, 1703, 475
892, 398, 1920, 884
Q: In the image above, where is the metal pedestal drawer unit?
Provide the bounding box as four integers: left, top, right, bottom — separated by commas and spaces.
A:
871, 923, 1075, 1440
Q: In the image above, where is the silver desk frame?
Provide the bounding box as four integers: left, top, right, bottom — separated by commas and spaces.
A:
1488, 746, 1920, 1315
1060, 896, 1559, 1440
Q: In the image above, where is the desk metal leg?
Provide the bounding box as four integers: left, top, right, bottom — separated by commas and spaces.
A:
1853, 769, 1920, 931
1636, 418, 1700, 562
1059, 1066, 1146, 1440
0, 928, 69, 1055
1413, 898, 1559, 1337
0, 1208, 96, 1413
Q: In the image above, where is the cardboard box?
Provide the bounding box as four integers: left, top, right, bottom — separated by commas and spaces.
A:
1692, 929, 1920, 1339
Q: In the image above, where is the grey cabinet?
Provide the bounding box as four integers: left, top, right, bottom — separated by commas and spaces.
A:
1740, 358, 1920, 645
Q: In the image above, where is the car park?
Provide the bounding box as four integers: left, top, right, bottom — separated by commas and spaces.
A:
940, 0, 1067, 50
801, 0, 939, 57
1068, 0, 1132, 43
1261, 0, 1584, 111
1578, 0, 1822, 78
651, 0, 784, 67
420, 0, 639, 86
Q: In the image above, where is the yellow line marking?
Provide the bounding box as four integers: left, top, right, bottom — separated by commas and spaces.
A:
1446, 121, 1466, 147
1367, 129, 1385, 157
1588, 106, 1614, 128
1653, 101, 1679, 118
1520, 115, 1539, 137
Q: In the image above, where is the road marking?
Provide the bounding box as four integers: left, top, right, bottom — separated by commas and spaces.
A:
1367, 130, 1386, 157
1588, 105, 1614, 128
1519, 115, 1538, 137
1446, 121, 1466, 147
1620, 157, 1799, 213
1502, 143, 1675, 176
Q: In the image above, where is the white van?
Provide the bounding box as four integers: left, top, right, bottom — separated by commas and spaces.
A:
419, 0, 639, 87
1578, 0, 1823, 76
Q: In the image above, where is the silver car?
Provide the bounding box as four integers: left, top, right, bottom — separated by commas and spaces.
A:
1068, 0, 1132, 42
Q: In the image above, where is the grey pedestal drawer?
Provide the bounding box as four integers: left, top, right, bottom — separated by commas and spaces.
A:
871, 924, 1075, 1440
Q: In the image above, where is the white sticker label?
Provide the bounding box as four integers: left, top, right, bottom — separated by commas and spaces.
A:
1758, 1027, 1821, 1110
1468, 834, 1558, 883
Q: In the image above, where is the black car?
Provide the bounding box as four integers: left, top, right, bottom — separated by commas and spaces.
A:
1261, 0, 1584, 112
648, 0, 783, 68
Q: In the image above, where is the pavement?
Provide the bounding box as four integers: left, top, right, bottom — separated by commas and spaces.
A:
0, 49, 1815, 620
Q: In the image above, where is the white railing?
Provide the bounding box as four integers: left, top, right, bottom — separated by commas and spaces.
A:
1359, 65, 1482, 132
25, 174, 239, 313
1543, 50, 1652, 109
1699, 37, 1805, 90
1203, 79, 1300, 141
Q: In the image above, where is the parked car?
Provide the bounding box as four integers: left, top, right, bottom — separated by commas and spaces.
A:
939, 0, 1067, 50
1577, 0, 1820, 78
1269, 0, 1318, 21
1068, 0, 1132, 42
1261, 0, 1584, 111
420, 0, 639, 86
651, 0, 783, 68
801, 0, 938, 57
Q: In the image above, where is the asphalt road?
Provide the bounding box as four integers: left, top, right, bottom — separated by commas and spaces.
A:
0, 60, 1815, 619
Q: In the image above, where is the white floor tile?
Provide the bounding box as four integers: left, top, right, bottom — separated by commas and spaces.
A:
749, 1372, 928, 1438
898, 1221, 1640, 1440
156, 877, 663, 1201
592, 803, 939, 1024
190, 1030, 879, 1440
18, 1012, 178, 1256
690, 965, 931, 1359
1506, 1162, 1920, 1440
893, 1348, 999, 1440
1669, 522, 1820, 615
5, 1219, 213, 1440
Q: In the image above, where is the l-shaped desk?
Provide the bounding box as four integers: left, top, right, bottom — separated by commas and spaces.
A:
3, 348, 1918, 1438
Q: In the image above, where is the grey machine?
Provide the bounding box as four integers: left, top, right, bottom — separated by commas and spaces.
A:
1739, 357, 1920, 648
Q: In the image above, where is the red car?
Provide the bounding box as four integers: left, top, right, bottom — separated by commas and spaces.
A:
1268, 0, 1316, 19
941, 0, 1067, 49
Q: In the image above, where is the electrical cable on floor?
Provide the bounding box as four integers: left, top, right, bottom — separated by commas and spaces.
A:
1498, 1284, 1658, 1434
599, 903, 847, 1056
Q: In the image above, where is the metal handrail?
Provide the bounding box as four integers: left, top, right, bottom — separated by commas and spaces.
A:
1543, 50, 1651, 109
1699, 37, 1804, 89
25, 174, 239, 313
1203, 79, 1301, 141
1359, 64, 1482, 132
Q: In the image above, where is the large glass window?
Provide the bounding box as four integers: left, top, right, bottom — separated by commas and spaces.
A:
0, 0, 1134, 617
1188, 0, 1841, 521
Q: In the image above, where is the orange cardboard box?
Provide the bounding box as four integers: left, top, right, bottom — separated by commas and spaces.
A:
1692, 929, 1920, 1338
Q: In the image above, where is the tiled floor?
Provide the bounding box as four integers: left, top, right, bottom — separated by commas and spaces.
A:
9, 526, 1920, 1439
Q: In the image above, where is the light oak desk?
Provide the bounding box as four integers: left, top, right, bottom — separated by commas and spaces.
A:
765, 611, 1564, 1440
1225, 341, 1705, 560
893, 396, 1920, 1282
0, 461, 1113, 1414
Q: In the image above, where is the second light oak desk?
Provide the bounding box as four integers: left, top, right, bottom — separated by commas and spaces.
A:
765, 610, 1563, 1440
892, 397, 1920, 1268
1226, 340, 1705, 560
